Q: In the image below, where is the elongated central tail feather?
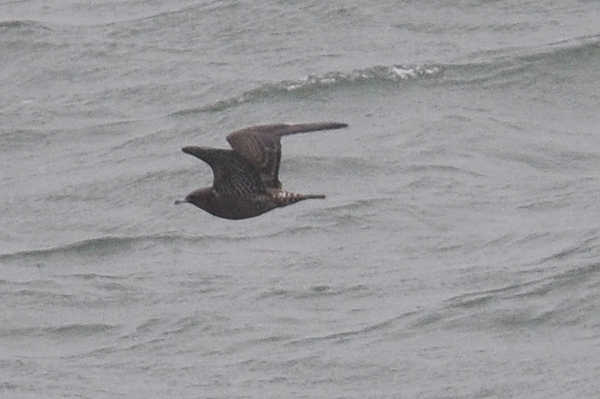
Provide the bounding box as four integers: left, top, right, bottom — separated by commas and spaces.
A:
271, 190, 325, 207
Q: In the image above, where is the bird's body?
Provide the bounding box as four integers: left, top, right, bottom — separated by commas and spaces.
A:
176, 122, 348, 219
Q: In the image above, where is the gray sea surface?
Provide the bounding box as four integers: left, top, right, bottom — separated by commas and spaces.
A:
2, 0, 600, 398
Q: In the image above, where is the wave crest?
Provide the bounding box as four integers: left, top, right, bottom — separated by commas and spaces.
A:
172, 64, 442, 115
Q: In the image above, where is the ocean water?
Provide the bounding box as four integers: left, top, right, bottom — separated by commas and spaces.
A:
2, 0, 600, 398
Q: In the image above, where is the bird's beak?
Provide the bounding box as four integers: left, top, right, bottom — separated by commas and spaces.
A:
174, 198, 187, 205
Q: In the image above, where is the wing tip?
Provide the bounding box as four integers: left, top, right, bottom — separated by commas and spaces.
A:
181, 145, 216, 159
329, 122, 349, 129
281, 121, 348, 128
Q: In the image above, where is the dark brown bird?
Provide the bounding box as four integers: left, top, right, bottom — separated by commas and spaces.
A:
175, 122, 348, 219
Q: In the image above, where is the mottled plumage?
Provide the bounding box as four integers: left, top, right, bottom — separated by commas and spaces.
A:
175, 122, 348, 219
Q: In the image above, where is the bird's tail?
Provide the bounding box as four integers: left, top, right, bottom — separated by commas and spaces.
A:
272, 190, 325, 207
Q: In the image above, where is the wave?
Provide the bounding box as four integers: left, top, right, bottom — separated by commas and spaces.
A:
1, 323, 115, 339
284, 262, 600, 344
527, 34, 600, 63
0, 234, 208, 263
171, 64, 443, 115
0, 227, 324, 264
410, 261, 600, 333
442, 34, 600, 86
170, 34, 600, 116
287, 311, 416, 346
257, 283, 370, 301
0, 19, 52, 31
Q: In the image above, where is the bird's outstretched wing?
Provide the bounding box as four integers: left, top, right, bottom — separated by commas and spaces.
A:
181, 146, 266, 195
225, 122, 348, 189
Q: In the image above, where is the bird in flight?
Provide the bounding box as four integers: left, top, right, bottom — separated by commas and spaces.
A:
175, 122, 348, 219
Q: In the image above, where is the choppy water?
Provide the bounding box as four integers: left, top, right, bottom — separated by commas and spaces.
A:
2, 1, 600, 398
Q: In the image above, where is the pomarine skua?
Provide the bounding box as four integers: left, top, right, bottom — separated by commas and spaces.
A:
175, 122, 348, 219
